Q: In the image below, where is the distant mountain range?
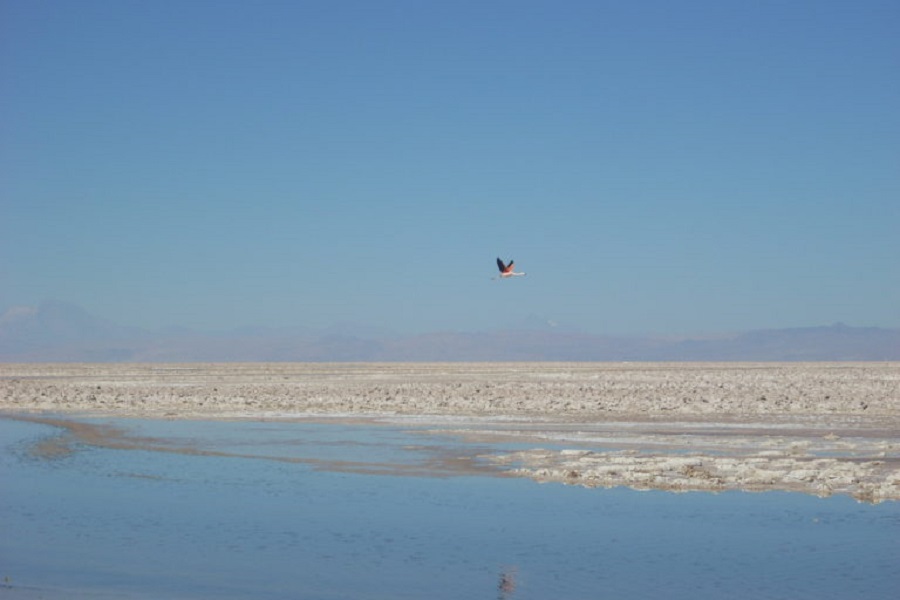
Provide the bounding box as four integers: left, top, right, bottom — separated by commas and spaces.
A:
1, 301, 898, 362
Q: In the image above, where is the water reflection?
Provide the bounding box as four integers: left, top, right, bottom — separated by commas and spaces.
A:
497, 566, 518, 599
1, 416, 898, 599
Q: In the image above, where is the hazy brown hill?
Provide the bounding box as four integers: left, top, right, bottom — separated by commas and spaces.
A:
1, 303, 897, 362
667, 324, 900, 361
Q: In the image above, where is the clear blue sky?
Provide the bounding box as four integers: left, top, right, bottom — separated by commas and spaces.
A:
2, 1, 898, 335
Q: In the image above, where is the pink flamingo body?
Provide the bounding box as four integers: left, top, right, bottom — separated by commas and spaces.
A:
495, 258, 526, 279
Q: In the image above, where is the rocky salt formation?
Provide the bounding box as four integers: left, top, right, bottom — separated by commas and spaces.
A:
0, 362, 897, 417
491, 448, 899, 504
1, 362, 898, 501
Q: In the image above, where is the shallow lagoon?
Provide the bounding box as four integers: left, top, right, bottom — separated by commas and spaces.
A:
1, 417, 898, 599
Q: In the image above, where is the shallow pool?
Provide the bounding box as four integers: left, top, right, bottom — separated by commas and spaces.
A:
1, 416, 897, 599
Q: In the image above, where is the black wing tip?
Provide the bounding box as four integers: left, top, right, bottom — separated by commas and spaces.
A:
496, 257, 515, 271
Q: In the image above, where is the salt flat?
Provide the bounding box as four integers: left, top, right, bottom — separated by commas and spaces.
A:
2, 362, 898, 501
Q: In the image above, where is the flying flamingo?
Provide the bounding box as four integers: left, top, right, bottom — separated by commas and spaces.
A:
494, 258, 526, 279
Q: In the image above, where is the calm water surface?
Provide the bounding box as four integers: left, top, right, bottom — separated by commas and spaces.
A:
1, 416, 897, 599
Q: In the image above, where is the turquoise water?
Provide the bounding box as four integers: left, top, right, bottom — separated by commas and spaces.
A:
1, 416, 898, 599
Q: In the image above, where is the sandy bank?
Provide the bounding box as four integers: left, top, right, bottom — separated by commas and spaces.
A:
2, 362, 898, 501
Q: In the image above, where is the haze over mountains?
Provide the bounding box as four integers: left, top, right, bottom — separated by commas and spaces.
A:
1, 301, 897, 362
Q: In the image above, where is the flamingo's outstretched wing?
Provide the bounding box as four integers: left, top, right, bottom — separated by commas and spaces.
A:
496, 258, 507, 273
